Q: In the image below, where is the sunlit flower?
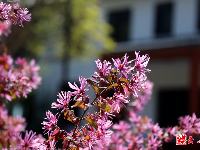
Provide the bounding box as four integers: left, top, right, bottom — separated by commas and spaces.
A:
51, 91, 72, 112
68, 76, 89, 99
42, 111, 59, 134
18, 130, 40, 149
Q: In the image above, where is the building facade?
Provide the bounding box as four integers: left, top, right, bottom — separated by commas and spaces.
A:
99, 0, 200, 149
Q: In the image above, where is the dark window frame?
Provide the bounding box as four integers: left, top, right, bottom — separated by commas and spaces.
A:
108, 9, 131, 42
158, 88, 189, 128
154, 2, 173, 38
197, 0, 200, 31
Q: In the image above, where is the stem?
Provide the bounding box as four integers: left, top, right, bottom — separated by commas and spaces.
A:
65, 84, 110, 149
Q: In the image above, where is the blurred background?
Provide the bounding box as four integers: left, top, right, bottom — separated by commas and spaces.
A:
3, 0, 200, 149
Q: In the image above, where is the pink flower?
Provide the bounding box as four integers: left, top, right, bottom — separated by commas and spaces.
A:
29, 59, 40, 73
0, 1, 31, 28
0, 2, 12, 19
127, 72, 147, 97
0, 54, 41, 101
17, 130, 40, 149
15, 57, 27, 69
110, 132, 123, 144
135, 51, 150, 74
94, 59, 111, 78
112, 121, 130, 133
0, 104, 8, 120
148, 123, 163, 137
129, 110, 142, 125
0, 52, 13, 67
147, 135, 162, 150
29, 72, 42, 89
178, 113, 200, 135
128, 135, 144, 148
112, 53, 133, 78
111, 93, 129, 113
143, 80, 153, 96
42, 111, 59, 134
97, 118, 113, 145
68, 76, 89, 99
13, 8, 31, 27
163, 127, 176, 142
49, 139, 57, 149
51, 91, 72, 112
36, 134, 46, 143
0, 20, 11, 36
191, 113, 200, 133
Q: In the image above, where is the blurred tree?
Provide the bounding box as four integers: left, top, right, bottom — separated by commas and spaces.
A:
2, 0, 115, 135
5, 0, 115, 79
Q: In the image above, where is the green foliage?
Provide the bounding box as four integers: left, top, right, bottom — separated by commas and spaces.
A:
6, 0, 115, 60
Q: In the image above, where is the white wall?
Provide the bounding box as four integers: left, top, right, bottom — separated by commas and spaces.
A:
99, 0, 194, 122
132, 1, 154, 40
100, 0, 199, 41
142, 58, 190, 122
173, 0, 197, 36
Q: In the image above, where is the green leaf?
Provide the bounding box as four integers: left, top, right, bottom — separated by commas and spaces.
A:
91, 84, 99, 94
86, 79, 99, 94
94, 101, 111, 113
84, 117, 98, 130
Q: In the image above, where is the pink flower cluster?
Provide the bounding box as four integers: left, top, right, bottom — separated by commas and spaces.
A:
103, 112, 200, 150
128, 80, 153, 113
0, 20, 11, 36
178, 113, 200, 136
42, 52, 200, 150
0, 0, 31, 36
42, 52, 151, 149
92, 81, 200, 150
0, 3, 46, 149
1, 48, 199, 150
0, 103, 46, 149
0, 52, 41, 101
0, 1, 31, 26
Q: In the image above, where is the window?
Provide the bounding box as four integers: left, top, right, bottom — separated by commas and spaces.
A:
155, 2, 173, 37
158, 89, 188, 127
108, 9, 130, 42
197, 0, 200, 30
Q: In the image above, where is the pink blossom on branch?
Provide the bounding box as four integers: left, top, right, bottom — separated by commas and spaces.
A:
94, 59, 111, 79
0, 1, 31, 26
68, 76, 89, 99
0, 52, 41, 101
51, 91, 72, 112
0, 1, 31, 37
42, 52, 151, 149
0, 20, 11, 36
17, 130, 40, 149
135, 51, 151, 74
42, 110, 60, 134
